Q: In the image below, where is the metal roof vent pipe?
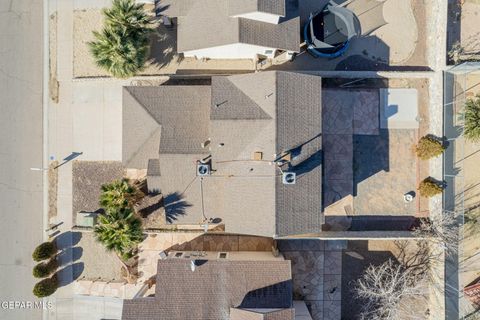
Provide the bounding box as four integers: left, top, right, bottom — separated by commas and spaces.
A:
197, 163, 211, 176
282, 172, 296, 185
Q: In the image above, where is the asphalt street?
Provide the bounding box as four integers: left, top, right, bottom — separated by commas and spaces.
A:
0, 0, 44, 319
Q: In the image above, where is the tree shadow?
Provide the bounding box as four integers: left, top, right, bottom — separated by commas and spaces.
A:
147, 22, 183, 70
53, 231, 85, 286
56, 247, 84, 267
55, 231, 82, 247
163, 192, 192, 223
137, 193, 163, 218
341, 240, 399, 319
56, 262, 85, 287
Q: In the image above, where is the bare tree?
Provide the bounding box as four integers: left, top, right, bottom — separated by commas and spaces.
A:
356, 259, 429, 320
412, 210, 459, 255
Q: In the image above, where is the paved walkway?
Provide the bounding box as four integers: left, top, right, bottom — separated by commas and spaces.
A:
278, 240, 345, 320
445, 68, 480, 319
46, 0, 129, 318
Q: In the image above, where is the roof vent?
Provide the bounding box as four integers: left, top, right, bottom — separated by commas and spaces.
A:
282, 172, 296, 185
218, 252, 228, 259
197, 163, 211, 176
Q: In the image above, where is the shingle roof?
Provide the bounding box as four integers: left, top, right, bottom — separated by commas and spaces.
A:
211, 77, 272, 120
239, 17, 300, 51
122, 86, 211, 169
175, 0, 299, 52
123, 71, 323, 237
228, 0, 286, 17
121, 259, 293, 320
275, 72, 323, 236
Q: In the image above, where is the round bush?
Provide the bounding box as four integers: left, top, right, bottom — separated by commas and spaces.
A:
416, 136, 445, 160
32, 242, 57, 262
33, 276, 58, 298
418, 178, 444, 198
464, 95, 480, 142
33, 259, 58, 278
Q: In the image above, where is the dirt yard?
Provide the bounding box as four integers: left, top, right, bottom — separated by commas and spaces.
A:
73, 9, 254, 78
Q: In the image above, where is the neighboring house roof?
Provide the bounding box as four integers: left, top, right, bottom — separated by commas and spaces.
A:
122, 86, 211, 169
160, 0, 286, 18
228, 0, 286, 17
122, 259, 293, 320
122, 71, 323, 237
162, 0, 299, 52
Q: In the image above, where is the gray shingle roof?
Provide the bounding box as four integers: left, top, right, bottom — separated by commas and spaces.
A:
228, 0, 286, 17
123, 71, 323, 237
239, 17, 299, 51
275, 72, 323, 236
121, 259, 293, 320
122, 86, 211, 169
175, 0, 299, 52
211, 77, 272, 120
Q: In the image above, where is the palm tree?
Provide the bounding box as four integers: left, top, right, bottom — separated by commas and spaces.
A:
102, 0, 152, 33
94, 207, 143, 256
94, 207, 143, 282
88, 0, 152, 78
100, 178, 143, 211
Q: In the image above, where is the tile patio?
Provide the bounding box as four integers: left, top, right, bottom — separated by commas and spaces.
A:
279, 240, 343, 320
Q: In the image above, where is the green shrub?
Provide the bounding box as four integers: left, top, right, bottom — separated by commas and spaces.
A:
415, 136, 446, 160
32, 242, 57, 262
33, 259, 58, 278
464, 95, 480, 142
418, 178, 444, 198
33, 276, 58, 298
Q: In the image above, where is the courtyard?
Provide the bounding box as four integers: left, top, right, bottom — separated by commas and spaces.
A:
269, 0, 429, 71
321, 79, 431, 231
278, 239, 434, 320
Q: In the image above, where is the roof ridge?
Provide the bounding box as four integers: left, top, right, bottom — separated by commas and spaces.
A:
225, 75, 273, 120
124, 86, 161, 125
125, 127, 161, 168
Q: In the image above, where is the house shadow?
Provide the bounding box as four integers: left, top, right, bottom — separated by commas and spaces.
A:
239, 280, 293, 309
352, 129, 390, 196
446, 0, 462, 65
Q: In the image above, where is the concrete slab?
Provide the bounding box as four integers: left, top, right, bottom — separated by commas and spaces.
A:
380, 88, 419, 129
72, 81, 125, 161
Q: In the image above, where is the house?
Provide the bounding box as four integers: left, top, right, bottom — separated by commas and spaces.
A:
157, 0, 300, 59
122, 71, 323, 237
121, 250, 312, 320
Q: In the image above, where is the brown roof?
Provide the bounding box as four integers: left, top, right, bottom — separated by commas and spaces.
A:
171, 0, 299, 52
122, 259, 293, 320
123, 71, 323, 237
228, 0, 286, 17
122, 86, 211, 169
